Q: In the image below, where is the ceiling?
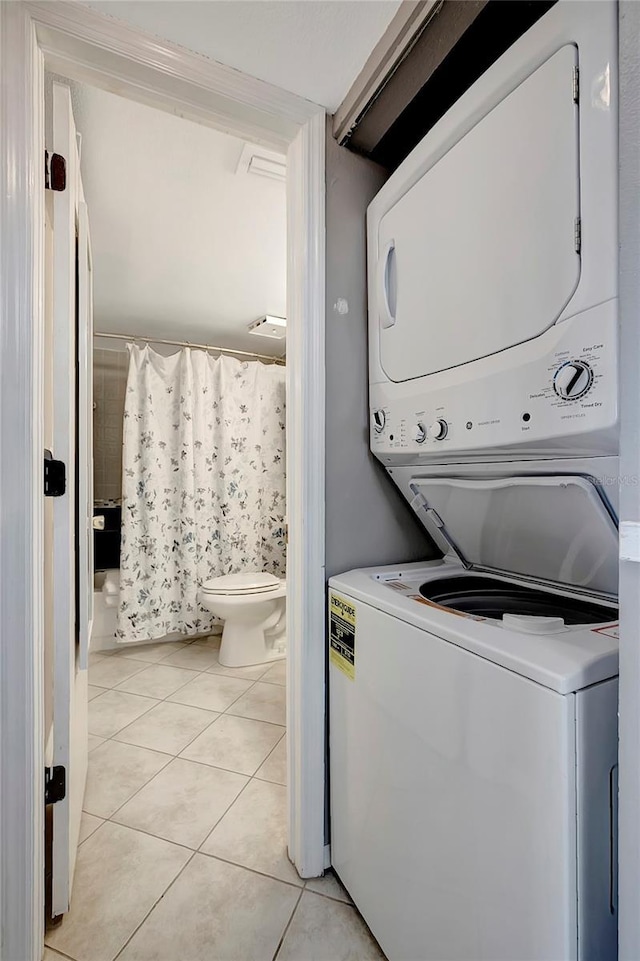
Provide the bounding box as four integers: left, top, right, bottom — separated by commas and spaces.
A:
85, 0, 402, 112
69, 80, 288, 355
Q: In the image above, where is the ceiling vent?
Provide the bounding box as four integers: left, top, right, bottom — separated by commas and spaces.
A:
248, 315, 287, 340
237, 143, 286, 182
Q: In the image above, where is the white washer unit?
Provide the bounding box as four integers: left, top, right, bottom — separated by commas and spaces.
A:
329, 463, 619, 961
368, 0, 618, 463
329, 2, 620, 960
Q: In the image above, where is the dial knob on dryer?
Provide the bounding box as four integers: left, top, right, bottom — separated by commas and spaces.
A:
553, 361, 593, 400
411, 422, 427, 444
429, 418, 448, 440
372, 409, 386, 433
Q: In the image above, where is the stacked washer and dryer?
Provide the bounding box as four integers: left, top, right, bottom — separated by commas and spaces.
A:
329, 3, 619, 960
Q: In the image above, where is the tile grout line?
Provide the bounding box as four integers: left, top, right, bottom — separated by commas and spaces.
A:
252, 725, 286, 771
89, 643, 264, 731
85, 648, 286, 835
88, 673, 263, 755
111, 646, 222, 701
83, 640, 297, 948
110, 850, 199, 961
85, 647, 229, 820
107, 740, 254, 831
108, 839, 321, 961
86, 709, 291, 883
176, 729, 285, 777
193, 847, 304, 891
44, 947, 78, 961
88, 689, 171, 742
272, 885, 305, 961
82, 745, 175, 822
71, 646, 358, 959
88, 647, 284, 752
102, 650, 267, 710
89, 653, 159, 691
95, 778, 305, 956
82, 725, 286, 835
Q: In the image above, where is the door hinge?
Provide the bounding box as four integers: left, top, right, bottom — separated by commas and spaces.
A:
575, 217, 582, 254
44, 449, 66, 497
45, 150, 66, 191
45, 766, 66, 805
573, 66, 579, 104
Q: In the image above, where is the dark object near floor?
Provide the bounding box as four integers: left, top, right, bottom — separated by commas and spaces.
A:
94, 504, 122, 570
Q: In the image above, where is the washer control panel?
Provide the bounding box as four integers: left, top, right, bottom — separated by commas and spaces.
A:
370, 302, 617, 459
429, 418, 448, 440
553, 360, 594, 400
411, 422, 427, 444
372, 409, 386, 433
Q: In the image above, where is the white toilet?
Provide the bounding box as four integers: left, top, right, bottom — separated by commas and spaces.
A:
199, 571, 286, 668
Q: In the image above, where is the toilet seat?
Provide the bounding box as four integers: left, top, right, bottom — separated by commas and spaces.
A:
201, 571, 281, 596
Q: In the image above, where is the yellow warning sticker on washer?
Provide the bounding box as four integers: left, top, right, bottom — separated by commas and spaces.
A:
330, 593, 356, 681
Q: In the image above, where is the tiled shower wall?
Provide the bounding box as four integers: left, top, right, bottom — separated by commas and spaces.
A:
93, 348, 128, 502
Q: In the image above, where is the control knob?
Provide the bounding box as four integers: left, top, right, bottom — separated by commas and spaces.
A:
429, 418, 448, 440
553, 361, 593, 400
411, 422, 427, 445
372, 409, 386, 433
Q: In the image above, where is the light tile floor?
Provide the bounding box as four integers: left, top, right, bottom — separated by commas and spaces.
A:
46, 637, 385, 961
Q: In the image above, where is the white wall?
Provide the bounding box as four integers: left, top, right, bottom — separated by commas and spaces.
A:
68, 80, 287, 354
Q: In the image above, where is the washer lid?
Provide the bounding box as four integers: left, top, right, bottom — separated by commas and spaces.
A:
202, 571, 280, 595
408, 475, 618, 598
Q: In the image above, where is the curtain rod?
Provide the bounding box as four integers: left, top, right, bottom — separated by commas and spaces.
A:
93, 331, 286, 365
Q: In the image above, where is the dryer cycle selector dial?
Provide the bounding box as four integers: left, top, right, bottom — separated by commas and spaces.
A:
429, 419, 448, 440
411, 422, 427, 444
372, 409, 386, 433
553, 361, 594, 400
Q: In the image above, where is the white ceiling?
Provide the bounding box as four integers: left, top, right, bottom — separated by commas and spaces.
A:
85, 0, 402, 112
70, 81, 287, 354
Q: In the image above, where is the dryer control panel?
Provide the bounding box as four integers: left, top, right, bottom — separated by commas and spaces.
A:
370, 300, 618, 462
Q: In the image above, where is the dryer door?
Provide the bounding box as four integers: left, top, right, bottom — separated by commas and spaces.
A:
377, 45, 580, 383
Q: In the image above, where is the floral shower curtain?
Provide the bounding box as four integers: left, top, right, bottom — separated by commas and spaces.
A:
117, 345, 286, 643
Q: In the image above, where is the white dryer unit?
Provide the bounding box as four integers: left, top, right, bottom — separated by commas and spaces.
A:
368, 0, 618, 463
329, 470, 619, 961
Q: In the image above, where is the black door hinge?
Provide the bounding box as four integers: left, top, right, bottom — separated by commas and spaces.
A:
45, 766, 66, 805
44, 450, 66, 497
45, 150, 66, 191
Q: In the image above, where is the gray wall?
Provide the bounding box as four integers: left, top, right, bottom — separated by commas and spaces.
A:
617, 3, 640, 957
324, 120, 435, 580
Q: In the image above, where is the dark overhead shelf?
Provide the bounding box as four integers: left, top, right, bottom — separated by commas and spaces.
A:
345, 0, 556, 173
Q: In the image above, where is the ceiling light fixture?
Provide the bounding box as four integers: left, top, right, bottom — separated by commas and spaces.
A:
248, 315, 287, 340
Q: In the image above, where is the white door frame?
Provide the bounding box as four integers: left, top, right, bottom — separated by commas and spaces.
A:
0, 4, 326, 958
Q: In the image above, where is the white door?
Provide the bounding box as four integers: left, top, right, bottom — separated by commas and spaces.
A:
78, 199, 94, 667
48, 81, 92, 918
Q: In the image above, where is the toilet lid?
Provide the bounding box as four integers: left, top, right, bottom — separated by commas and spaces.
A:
201, 571, 281, 596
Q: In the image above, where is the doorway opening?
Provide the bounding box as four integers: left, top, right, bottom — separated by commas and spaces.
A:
0, 5, 326, 960
43, 73, 297, 955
